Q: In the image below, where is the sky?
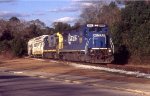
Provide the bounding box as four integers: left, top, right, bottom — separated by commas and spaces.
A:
0, 0, 115, 26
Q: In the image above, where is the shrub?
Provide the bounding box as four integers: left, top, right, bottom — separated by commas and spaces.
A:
11, 38, 27, 57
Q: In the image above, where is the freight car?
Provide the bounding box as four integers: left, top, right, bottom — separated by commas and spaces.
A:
28, 24, 114, 63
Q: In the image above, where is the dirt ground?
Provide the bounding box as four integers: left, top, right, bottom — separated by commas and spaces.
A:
0, 57, 150, 84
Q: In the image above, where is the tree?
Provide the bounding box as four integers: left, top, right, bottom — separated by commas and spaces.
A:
30, 19, 46, 29
0, 17, 49, 57
112, 1, 150, 63
0, 30, 13, 41
79, 1, 106, 24
11, 38, 27, 57
41, 27, 54, 35
52, 22, 71, 33
71, 22, 81, 30
9, 17, 20, 23
79, 1, 121, 26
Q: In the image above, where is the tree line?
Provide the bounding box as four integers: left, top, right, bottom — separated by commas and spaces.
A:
112, 1, 150, 64
0, 1, 149, 64
0, 17, 77, 57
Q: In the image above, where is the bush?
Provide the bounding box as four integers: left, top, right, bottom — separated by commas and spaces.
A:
11, 38, 27, 57
0, 40, 11, 52
114, 45, 130, 64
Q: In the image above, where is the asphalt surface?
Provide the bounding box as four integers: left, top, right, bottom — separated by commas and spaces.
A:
0, 71, 144, 96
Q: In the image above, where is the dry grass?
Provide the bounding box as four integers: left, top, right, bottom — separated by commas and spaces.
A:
0, 58, 76, 74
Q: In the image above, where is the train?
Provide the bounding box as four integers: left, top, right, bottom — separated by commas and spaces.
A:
28, 24, 114, 63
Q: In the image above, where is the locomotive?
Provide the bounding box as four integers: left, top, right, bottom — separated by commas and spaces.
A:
28, 24, 114, 63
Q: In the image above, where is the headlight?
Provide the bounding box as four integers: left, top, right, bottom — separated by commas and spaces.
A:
108, 49, 112, 52
90, 50, 93, 52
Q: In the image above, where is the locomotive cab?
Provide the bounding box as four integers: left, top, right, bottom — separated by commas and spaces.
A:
84, 24, 114, 63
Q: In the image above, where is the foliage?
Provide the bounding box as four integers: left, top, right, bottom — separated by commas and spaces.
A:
79, 1, 121, 27
52, 22, 72, 33
9, 17, 20, 22
11, 38, 27, 57
112, 1, 150, 63
0, 17, 73, 57
0, 40, 11, 52
0, 17, 54, 57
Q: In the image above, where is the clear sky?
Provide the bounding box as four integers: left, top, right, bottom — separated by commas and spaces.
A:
0, 0, 115, 26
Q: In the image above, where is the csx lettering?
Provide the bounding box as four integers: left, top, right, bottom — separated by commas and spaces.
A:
69, 35, 77, 41
93, 34, 105, 37
68, 34, 78, 44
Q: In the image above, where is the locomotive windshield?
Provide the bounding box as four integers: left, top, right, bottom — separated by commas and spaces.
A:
88, 27, 104, 32
87, 24, 107, 32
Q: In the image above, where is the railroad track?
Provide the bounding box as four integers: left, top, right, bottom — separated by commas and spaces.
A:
36, 58, 150, 79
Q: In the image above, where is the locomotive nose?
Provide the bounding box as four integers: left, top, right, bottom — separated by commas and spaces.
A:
92, 34, 106, 48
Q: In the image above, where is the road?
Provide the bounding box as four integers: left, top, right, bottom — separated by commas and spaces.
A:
0, 58, 150, 96
0, 71, 143, 96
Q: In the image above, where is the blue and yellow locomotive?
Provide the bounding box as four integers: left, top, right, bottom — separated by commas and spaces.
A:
28, 24, 114, 63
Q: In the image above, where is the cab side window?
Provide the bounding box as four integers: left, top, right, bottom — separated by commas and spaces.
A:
83, 28, 88, 37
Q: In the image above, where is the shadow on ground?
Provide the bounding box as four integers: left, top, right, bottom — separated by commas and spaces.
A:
0, 75, 28, 79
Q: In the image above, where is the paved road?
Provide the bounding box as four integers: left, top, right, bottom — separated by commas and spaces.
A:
0, 72, 142, 96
